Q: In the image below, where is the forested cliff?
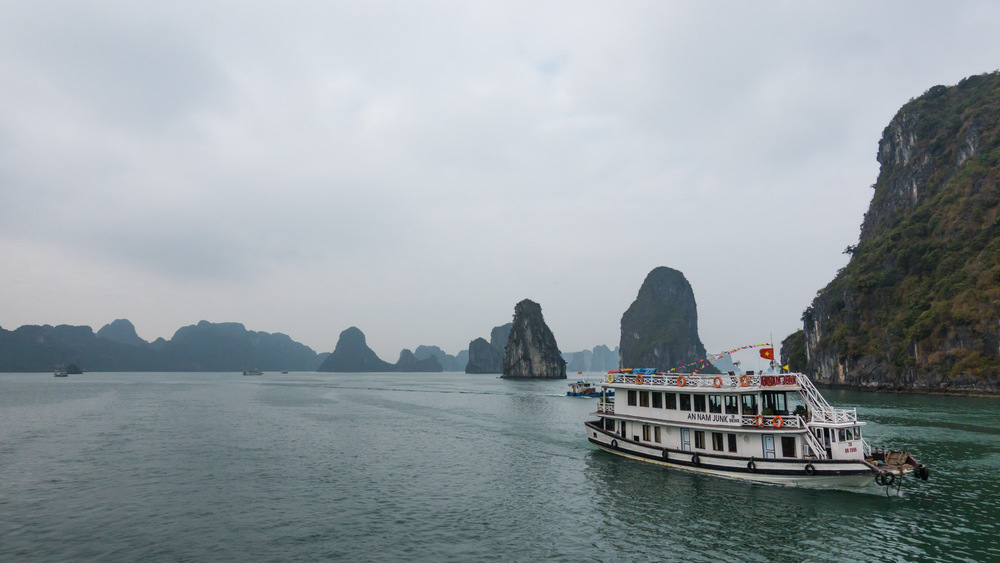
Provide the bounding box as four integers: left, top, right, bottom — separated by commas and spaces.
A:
796, 72, 1000, 392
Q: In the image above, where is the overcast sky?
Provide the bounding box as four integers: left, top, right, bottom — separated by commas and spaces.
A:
2, 2, 999, 362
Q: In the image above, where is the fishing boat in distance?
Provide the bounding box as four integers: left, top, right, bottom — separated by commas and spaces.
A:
585, 349, 930, 490
567, 380, 602, 397
243, 368, 263, 376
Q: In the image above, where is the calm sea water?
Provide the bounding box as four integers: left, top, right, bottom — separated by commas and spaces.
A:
1, 372, 997, 562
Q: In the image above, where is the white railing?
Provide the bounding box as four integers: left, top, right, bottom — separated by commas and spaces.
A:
605, 371, 802, 390
738, 414, 804, 429
809, 407, 858, 424
597, 400, 614, 414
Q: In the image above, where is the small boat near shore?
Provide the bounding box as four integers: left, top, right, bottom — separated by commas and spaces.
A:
585, 355, 930, 490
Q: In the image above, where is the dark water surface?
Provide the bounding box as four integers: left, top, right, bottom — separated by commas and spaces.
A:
1, 372, 997, 562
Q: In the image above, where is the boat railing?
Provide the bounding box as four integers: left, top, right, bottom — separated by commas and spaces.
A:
597, 400, 614, 414
739, 414, 805, 429
604, 371, 800, 390
808, 407, 858, 424
861, 438, 871, 457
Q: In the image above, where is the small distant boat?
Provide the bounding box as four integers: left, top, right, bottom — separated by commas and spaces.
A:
567, 381, 604, 398
281, 370, 288, 374
54, 366, 68, 377
243, 368, 263, 376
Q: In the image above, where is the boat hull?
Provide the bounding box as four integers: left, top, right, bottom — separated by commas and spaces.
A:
585, 421, 876, 488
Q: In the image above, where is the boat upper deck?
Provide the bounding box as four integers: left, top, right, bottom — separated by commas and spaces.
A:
604, 369, 801, 392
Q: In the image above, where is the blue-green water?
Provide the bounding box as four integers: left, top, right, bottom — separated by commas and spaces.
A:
0, 372, 997, 562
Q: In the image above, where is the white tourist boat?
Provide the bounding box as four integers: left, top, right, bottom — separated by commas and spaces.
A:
585, 358, 930, 489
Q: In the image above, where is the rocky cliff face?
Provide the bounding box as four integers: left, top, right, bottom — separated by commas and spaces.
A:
466, 337, 503, 373
591, 344, 621, 372
620, 267, 710, 372
465, 323, 511, 374
317, 326, 393, 372
801, 72, 1000, 392
414, 345, 463, 371
395, 349, 442, 372
502, 299, 566, 379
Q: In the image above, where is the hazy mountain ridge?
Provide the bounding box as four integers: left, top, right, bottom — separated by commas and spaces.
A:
0, 319, 327, 372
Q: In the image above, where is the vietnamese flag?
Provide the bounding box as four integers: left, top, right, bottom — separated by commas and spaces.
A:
760, 347, 775, 360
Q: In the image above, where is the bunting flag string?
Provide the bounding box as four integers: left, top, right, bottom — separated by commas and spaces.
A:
666, 342, 772, 374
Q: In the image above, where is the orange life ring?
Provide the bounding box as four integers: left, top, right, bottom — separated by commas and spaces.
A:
773, 416, 784, 429
739, 375, 751, 387
713, 376, 722, 388
636, 374, 645, 385
676, 376, 687, 387
754, 414, 763, 427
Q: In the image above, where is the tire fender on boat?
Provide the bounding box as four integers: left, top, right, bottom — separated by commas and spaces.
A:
662, 449, 669, 460
691, 454, 700, 466
747, 459, 756, 472
804, 463, 816, 476
611, 439, 618, 449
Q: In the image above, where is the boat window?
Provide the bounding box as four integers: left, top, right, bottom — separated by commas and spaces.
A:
605, 418, 615, 431
781, 436, 796, 458
639, 391, 650, 408
838, 428, 846, 442
741, 394, 758, 415
693, 395, 706, 412
712, 432, 724, 451
762, 392, 787, 415
725, 395, 739, 414
845, 427, 854, 441
708, 395, 722, 414
665, 393, 677, 409
727, 433, 737, 453
694, 430, 706, 449
679, 394, 691, 411
654, 426, 662, 443
620, 420, 627, 436
854, 426, 862, 439
642, 424, 652, 441
628, 390, 637, 406
652, 392, 662, 409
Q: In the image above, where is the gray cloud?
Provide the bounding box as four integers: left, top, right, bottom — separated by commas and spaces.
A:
2, 1, 999, 357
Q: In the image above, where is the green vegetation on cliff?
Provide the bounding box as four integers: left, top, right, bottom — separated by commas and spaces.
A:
804, 71, 1000, 387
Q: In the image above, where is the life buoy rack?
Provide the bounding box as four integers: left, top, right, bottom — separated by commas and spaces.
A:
606, 372, 615, 384
677, 376, 687, 387
754, 414, 764, 427
636, 374, 645, 385
740, 374, 751, 387
713, 376, 722, 388
804, 463, 816, 476
773, 416, 784, 429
